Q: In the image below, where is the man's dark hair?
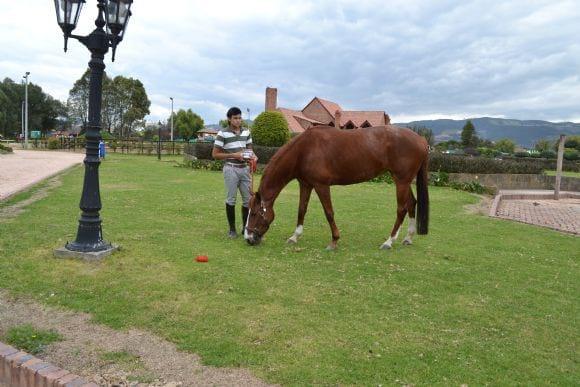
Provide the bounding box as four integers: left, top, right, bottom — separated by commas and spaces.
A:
227, 107, 242, 118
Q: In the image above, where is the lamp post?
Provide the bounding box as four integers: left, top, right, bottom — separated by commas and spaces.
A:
170, 97, 174, 141
53, 0, 133, 259
23, 72, 30, 149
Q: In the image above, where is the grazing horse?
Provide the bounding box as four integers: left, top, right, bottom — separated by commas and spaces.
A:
245, 125, 429, 250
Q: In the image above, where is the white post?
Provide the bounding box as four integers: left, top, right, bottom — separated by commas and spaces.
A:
23, 72, 30, 149
554, 134, 566, 200
170, 97, 174, 141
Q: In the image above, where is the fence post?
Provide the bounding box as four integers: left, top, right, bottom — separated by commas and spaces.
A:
554, 134, 566, 200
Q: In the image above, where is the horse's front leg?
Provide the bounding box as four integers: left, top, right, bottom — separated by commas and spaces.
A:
314, 185, 340, 250
287, 181, 312, 244
381, 182, 409, 250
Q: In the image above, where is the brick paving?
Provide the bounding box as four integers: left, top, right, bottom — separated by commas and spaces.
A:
497, 198, 580, 235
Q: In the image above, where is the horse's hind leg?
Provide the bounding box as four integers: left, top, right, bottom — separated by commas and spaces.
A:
402, 190, 417, 245
381, 182, 410, 250
314, 185, 340, 250
287, 181, 312, 244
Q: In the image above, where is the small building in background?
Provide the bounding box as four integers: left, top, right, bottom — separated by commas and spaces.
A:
264, 87, 390, 134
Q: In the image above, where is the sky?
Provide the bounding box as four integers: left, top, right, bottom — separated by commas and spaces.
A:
1, 0, 579, 125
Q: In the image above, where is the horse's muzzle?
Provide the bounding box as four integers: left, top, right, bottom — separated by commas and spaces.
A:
245, 232, 262, 246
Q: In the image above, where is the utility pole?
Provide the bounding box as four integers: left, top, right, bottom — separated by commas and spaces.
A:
170, 97, 174, 141
23, 72, 30, 149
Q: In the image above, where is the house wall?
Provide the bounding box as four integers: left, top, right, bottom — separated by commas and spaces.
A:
302, 100, 333, 124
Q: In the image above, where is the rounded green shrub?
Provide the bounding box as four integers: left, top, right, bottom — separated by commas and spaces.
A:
47, 138, 60, 150
251, 111, 290, 147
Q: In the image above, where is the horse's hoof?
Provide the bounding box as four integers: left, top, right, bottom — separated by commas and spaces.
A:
380, 243, 392, 250
326, 245, 336, 251
287, 236, 297, 244
402, 239, 412, 245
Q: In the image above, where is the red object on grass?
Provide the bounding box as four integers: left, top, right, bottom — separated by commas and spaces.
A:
196, 255, 208, 263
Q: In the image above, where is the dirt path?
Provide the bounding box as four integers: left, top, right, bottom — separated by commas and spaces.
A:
0, 291, 273, 386
0, 150, 84, 201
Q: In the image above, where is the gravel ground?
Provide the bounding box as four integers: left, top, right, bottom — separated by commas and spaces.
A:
0, 291, 273, 386
0, 149, 84, 201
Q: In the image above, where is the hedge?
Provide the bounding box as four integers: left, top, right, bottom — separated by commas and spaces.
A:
184, 144, 580, 174
184, 142, 281, 164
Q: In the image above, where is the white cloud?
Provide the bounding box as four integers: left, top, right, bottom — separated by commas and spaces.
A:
1, 0, 579, 125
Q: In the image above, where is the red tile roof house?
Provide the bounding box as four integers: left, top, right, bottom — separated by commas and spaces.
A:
264, 87, 391, 133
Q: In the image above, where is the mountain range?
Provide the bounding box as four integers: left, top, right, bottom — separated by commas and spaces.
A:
394, 117, 580, 147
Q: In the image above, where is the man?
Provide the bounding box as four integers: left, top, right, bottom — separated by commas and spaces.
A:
212, 107, 257, 238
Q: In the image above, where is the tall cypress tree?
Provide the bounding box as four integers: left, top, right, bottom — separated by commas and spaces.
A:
461, 120, 477, 148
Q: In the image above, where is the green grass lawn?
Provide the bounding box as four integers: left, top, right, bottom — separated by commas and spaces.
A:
544, 170, 580, 178
1, 154, 578, 385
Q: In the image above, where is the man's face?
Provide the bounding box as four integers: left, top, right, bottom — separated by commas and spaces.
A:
229, 114, 243, 129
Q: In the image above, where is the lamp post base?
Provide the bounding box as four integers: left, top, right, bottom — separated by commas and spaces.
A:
54, 244, 120, 261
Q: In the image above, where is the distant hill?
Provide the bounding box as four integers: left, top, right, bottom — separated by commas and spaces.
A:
395, 117, 580, 147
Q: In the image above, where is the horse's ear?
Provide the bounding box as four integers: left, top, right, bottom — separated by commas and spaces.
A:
254, 191, 261, 202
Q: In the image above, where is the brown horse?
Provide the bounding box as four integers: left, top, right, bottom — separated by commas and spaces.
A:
245, 125, 429, 250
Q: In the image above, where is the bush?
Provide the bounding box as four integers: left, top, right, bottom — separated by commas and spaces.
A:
47, 137, 60, 150
564, 150, 579, 161
253, 144, 281, 164
0, 143, 13, 153
251, 111, 290, 146
514, 151, 530, 158
429, 152, 545, 174
540, 150, 557, 159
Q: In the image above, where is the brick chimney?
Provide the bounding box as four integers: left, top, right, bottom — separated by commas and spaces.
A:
334, 110, 342, 128
265, 87, 277, 111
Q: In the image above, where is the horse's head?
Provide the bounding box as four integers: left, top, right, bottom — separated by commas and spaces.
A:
245, 191, 275, 246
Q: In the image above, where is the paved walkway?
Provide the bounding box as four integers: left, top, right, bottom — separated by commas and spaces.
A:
0, 150, 84, 201
493, 190, 580, 235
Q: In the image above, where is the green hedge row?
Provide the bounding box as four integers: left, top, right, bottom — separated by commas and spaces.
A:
0, 143, 13, 153
184, 142, 281, 164
184, 143, 580, 174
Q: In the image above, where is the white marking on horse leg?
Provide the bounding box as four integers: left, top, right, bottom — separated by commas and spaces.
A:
403, 218, 416, 245
380, 225, 401, 250
244, 209, 251, 240
287, 225, 304, 244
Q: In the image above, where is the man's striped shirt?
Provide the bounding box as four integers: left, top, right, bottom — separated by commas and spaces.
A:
214, 127, 253, 165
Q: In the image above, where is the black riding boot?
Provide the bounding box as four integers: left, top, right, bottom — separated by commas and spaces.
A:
241, 206, 249, 235
226, 204, 237, 238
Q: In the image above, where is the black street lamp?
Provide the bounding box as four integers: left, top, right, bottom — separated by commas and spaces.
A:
53, 0, 133, 259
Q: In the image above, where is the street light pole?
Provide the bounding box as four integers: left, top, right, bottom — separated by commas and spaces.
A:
23, 72, 30, 149
170, 97, 174, 141
53, 0, 133, 259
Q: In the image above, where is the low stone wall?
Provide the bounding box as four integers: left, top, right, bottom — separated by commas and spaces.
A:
449, 173, 580, 192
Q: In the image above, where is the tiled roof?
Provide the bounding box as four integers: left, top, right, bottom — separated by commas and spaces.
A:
277, 108, 308, 133
276, 94, 388, 132
339, 111, 386, 127
315, 98, 342, 116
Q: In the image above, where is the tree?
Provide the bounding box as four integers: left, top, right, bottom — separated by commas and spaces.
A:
67, 70, 91, 130
494, 138, 516, 154
173, 109, 204, 140
564, 135, 580, 151
67, 71, 150, 137
109, 76, 150, 138
409, 125, 434, 146
534, 138, 553, 153
460, 120, 478, 148
251, 111, 290, 146
0, 77, 65, 138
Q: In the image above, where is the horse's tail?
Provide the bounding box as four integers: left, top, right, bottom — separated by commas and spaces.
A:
416, 156, 429, 235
